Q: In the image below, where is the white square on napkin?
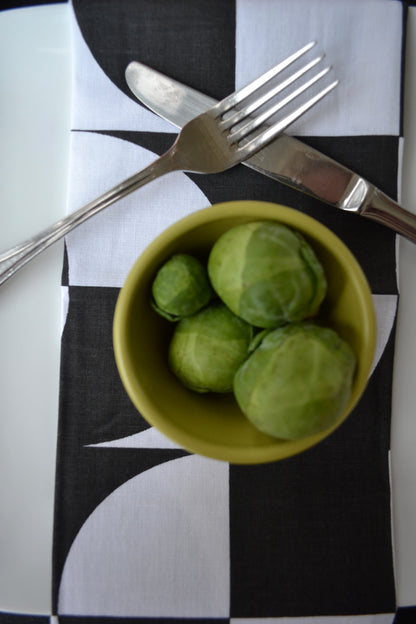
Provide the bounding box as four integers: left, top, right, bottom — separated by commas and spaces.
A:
236, 0, 402, 136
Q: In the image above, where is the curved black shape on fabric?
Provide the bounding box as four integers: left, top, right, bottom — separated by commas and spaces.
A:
52, 449, 188, 612
72, 0, 236, 102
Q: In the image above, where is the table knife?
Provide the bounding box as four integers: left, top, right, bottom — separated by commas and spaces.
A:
125, 61, 416, 243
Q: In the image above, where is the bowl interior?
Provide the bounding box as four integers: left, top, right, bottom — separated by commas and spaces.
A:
113, 201, 376, 463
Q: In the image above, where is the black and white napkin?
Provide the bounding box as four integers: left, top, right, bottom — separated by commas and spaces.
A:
52, 0, 411, 621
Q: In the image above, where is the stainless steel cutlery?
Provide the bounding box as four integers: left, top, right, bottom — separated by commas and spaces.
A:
126, 57, 416, 244
0, 43, 336, 286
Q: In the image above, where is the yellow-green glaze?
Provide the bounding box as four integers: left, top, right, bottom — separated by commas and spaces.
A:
113, 201, 376, 464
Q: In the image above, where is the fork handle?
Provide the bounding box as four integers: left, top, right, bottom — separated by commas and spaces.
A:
359, 187, 416, 243
0, 151, 175, 286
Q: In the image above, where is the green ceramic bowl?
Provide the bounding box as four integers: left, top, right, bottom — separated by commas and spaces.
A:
113, 201, 376, 464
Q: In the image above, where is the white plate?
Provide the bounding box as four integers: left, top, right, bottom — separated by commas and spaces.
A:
0, 2, 415, 615
391, 6, 416, 607
0, 3, 71, 615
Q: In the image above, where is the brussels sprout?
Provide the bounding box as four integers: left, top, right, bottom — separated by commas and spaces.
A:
208, 221, 327, 328
151, 254, 213, 321
169, 303, 253, 393
234, 323, 356, 440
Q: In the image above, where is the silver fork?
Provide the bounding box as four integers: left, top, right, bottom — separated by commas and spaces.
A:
0, 42, 337, 286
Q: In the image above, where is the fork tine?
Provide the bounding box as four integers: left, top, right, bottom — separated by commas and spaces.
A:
221, 54, 324, 132
216, 41, 317, 116
228, 65, 332, 145
237, 79, 339, 155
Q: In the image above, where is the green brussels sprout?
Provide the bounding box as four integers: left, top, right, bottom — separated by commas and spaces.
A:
169, 303, 253, 393
234, 323, 356, 440
208, 221, 327, 328
151, 254, 213, 321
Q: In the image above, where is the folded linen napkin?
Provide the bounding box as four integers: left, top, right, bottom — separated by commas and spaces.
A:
53, 0, 409, 621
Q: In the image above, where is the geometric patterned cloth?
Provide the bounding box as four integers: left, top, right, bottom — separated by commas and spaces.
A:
58, 0, 401, 619
3, 0, 416, 622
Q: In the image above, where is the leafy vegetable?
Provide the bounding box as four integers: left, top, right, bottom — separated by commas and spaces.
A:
234, 323, 356, 439
208, 221, 327, 328
151, 254, 212, 321
169, 302, 253, 393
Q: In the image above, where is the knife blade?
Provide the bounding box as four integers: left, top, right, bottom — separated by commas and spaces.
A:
125, 61, 416, 243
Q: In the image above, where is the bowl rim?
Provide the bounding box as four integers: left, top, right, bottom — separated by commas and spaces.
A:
113, 200, 377, 464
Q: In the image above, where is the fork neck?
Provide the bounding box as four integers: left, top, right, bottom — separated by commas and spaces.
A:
120, 149, 179, 195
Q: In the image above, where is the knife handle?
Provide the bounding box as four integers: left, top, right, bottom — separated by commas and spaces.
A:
360, 188, 416, 243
